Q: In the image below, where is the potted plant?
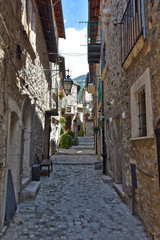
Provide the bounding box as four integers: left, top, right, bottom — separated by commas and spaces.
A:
61, 108, 66, 114
92, 126, 99, 133
59, 88, 65, 99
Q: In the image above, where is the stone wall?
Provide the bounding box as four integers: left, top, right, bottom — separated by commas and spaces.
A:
102, 0, 160, 238
86, 120, 94, 136
0, 0, 56, 230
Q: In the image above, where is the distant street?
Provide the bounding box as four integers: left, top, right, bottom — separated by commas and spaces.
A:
2, 137, 151, 240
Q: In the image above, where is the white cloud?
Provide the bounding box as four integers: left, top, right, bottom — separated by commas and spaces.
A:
59, 27, 88, 79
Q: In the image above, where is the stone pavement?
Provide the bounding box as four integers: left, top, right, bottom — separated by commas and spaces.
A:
1, 136, 151, 240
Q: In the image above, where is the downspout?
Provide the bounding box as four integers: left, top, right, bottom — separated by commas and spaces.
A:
141, 0, 146, 39
31, 98, 37, 163
100, 2, 107, 174
101, 81, 107, 174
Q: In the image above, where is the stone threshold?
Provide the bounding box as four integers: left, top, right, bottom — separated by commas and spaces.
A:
0, 226, 8, 237
53, 162, 96, 166
54, 153, 95, 156
113, 183, 126, 202
21, 181, 40, 201
102, 175, 113, 183
21, 177, 32, 191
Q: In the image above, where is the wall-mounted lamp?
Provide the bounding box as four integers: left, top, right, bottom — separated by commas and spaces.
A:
0, 162, 3, 168
64, 74, 73, 96
113, 17, 123, 26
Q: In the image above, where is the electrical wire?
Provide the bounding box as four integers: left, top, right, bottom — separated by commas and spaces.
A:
50, 53, 87, 56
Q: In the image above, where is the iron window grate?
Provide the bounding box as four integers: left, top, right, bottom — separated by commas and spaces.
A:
138, 89, 147, 137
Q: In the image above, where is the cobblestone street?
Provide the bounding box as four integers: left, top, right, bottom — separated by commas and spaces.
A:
1, 137, 151, 240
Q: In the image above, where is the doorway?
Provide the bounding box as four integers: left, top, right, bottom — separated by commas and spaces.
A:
113, 117, 122, 184
21, 99, 32, 179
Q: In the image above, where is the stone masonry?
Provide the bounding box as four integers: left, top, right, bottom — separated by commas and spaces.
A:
1, 137, 151, 240
0, 0, 62, 231
101, 0, 160, 238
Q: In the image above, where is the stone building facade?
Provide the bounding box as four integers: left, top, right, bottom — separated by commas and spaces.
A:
62, 83, 80, 138
0, 0, 65, 231
87, 0, 102, 158
82, 87, 94, 136
100, 0, 160, 238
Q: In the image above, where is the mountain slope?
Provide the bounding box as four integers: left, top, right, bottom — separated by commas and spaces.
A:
73, 74, 87, 103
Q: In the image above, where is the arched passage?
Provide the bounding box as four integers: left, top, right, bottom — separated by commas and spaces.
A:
21, 98, 32, 179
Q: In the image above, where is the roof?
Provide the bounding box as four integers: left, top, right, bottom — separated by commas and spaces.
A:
89, 0, 100, 21
37, 0, 65, 63
52, 0, 66, 39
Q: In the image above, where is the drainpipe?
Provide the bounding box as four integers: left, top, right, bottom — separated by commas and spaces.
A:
101, 81, 107, 174
155, 125, 160, 188
31, 97, 37, 163
141, 0, 146, 39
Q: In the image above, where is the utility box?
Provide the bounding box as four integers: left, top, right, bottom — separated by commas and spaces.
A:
32, 164, 40, 181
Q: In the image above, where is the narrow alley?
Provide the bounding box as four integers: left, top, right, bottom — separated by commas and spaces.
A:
1, 137, 151, 240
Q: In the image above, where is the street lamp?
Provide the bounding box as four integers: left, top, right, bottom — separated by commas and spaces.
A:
64, 75, 73, 96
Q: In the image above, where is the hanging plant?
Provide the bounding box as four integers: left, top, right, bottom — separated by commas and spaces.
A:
59, 88, 65, 99
61, 108, 66, 114
92, 126, 99, 133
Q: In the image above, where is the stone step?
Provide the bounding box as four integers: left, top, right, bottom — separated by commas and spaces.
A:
21, 181, 40, 201
113, 183, 126, 202
21, 177, 32, 191
102, 175, 113, 183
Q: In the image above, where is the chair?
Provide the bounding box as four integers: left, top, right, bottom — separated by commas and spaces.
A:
35, 153, 52, 177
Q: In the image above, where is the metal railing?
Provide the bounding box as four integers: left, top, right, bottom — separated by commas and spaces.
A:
88, 21, 101, 44
121, 0, 143, 64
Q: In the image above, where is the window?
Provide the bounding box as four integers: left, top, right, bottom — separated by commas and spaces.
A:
121, 0, 143, 64
137, 89, 147, 137
131, 68, 154, 139
67, 107, 71, 113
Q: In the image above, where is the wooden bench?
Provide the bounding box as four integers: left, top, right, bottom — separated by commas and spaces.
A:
35, 153, 52, 177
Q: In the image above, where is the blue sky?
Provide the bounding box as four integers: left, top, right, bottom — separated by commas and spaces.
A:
59, 0, 89, 78
61, 0, 88, 30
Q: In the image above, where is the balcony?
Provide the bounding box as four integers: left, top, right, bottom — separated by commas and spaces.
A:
121, 0, 144, 65
88, 21, 101, 64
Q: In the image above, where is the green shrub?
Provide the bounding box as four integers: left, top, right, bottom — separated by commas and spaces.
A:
60, 133, 72, 149
60, 128, 64, 135
60, 117, 66, 124
78, 131, 84, 137
72, 138, 79, 146
67, 130, 75, 138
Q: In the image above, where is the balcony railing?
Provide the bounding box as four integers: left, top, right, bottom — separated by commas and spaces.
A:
121, 0, 143, 64
88, 21, 101, 64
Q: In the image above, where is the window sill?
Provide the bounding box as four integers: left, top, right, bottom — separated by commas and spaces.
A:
122, 35, 144, 70
130, 136, 155, 141
101, 66, 108, 81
